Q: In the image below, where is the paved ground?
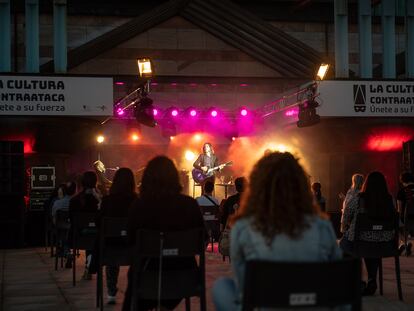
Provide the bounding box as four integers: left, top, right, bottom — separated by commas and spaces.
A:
0, 246, 413, 311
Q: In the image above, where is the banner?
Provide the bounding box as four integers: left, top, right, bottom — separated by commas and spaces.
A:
318, 80, 414, 117
0, 75, 113, 116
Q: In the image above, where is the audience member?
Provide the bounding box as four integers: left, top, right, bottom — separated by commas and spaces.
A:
396, 171, 414, 256
340, 171, 397, 295
99, 168, 137, 304
69, 171, 101, 280
196, 180, 219, 206
341, 174, 364, 233
122, 156, 204, 311
311, 182, 326, 212
220, 177, 246, 231
212, 152, 341, 311
52, 181, 77, 219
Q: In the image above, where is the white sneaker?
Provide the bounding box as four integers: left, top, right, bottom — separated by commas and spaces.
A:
107, 295, 116, 305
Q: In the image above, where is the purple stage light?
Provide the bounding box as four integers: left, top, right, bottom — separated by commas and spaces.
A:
211, 110, 218, 117
240, 109, 248, 116
285, 109, 299, 117
115, 81, 124, 85
116, 108, 124, 116
153, 108, 158, 116
190, 109, 197, 117
171, 109, 178, 117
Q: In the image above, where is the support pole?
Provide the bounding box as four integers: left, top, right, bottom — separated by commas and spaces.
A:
25, 0, 39, 73
359, 0, 372, 78
53, 0, 67, 73
0, 0, 11, 72
407, 0, 414, 78
382, 0, 396, 79
334, 0, 349, 78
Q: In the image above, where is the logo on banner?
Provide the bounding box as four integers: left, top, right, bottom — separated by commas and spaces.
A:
353, 85, 366, 112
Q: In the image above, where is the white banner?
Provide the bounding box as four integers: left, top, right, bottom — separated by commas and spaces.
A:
0, 75, 113, 116
318, 80, 414, 117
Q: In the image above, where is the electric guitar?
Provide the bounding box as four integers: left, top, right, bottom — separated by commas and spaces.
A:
192, 161, 233, 184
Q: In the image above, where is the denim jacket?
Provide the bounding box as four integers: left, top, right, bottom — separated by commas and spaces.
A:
230, 216, 342, 293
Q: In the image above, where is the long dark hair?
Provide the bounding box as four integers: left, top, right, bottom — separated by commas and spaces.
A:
202, 142, 214, 154
140, 156, 182, 199
233, 152, 320, 241
359, 171, 394, 218
109, 168, 136, 195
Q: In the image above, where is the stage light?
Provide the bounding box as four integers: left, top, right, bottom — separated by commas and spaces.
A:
153, 108, 158, 116
96, 135, 105, 144
211, 110, 218, 117
316, 63, 329, 80
116, 108, 125, 116
170, 136, 175, 140
131, 133, 139, 141
232, 137, 236, 141
171, 109, 178, 117
137, 58, 153, 79
240, 108, 248, 116
185, 150, 195, 161
194, 134, 202, 141
134, 97, 157, 127
190, 109, 197, 117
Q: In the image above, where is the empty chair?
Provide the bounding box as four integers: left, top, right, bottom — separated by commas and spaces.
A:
242, 259, 361, 311
130, 228, 206, 311
199, 205, 220, 252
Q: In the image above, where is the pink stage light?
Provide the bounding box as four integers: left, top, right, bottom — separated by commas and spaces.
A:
153, 108, 158, 116
190, 109, 197, 117
115, 81, 124, 86
240, 109, 248, 116
211, 110, 218, 117
171, 109, 178, 117
240, 83, 248, 87
116, 108, 124, 116
285, 109, 299, 117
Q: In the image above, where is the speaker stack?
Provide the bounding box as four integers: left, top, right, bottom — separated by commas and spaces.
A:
0, 141, 25, 248
403, 140, 414, 173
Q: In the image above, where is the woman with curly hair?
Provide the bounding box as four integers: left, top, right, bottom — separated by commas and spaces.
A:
212, 152, 341, 311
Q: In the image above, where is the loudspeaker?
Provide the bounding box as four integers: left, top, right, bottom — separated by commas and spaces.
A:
0, 141, 25, 195
403, 140, 414, 173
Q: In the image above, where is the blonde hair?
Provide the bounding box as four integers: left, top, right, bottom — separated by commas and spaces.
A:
351, 174, 364, 191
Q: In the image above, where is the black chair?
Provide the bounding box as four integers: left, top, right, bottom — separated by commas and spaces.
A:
71, 212, 98, 286
131, 228, 206, 311
53, 209, 71, 270
199, 205, 220, 252
242, 259, 361, 311
97, 217, 131, 310
353, 212, 403, 300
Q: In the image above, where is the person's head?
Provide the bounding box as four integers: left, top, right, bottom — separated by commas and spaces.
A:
110, 168, 136, 195
81, 171, 97, 190
203, 180, 214, 194
400, 171, 414, 185
263, 149, 272, 157
93, 160, 105, 173
235, 152, 318, 241
65, 181, 77, 196
360, 171, 393, 218
235, 177, 246, 193
57, 183, 66, 199
140, 156, 182, 199
203, 143, 213, 154
351, 174, 364, 191
311, 182, 322, 200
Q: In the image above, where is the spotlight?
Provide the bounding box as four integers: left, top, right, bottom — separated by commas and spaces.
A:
232, 137, 236, 141
116, 108, 124, 116
297, 99, 320, 128
240, 108, 248, 116
131, 133, 140, 141
211, 110, 218, 117
153, 108, 158, 116
193, 134, 202, 141
137, 58, 153, 79
185, 150, 195, 161
134, 96, 157, 127
190, 110, 197, 117
96, 135, 105, 144
316, 63, 329, 81
171, 109, 179, 117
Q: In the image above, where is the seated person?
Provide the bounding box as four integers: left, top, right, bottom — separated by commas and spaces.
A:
52, 181, 77, 221
220, 177, 246, 231
212, 152, 341, 311
196, 180, 219, 206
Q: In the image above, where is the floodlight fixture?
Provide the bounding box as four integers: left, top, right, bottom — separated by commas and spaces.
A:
316, 63, 329, 81
137, 58, 153, 79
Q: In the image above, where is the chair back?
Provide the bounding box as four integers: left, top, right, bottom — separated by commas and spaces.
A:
55, 209, 70, 231
72, 212, 97, 250
242, 259, 361, 311
353, 212, 399, 258
132, 228, 206, 302
200, 205, 220, 240
99, 217, 130, 266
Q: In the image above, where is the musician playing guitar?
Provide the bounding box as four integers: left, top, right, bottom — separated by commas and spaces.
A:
193, 143, 225, 186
